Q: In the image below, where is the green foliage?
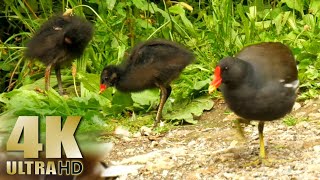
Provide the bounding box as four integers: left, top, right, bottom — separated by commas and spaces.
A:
164, 96, 214, 124
282, 115, 298, 126
282, 115, 308, 126
0, 0, 320, 132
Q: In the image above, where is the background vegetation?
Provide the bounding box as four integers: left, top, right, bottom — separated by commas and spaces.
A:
0, 0, 319, 133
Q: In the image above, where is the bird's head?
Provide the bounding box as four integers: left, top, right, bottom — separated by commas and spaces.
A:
99, 66, 120, 94
209, 57, 248, 93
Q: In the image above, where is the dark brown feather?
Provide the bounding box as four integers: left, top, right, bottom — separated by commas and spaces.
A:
25, 15, 93, 67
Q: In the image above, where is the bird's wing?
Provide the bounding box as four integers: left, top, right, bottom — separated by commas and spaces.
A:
236, 42, 298, 84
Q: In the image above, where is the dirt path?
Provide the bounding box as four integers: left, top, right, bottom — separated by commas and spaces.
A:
107, 98, 320, 179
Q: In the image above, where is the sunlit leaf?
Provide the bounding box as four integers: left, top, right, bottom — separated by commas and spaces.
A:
106, 0, 116, 10
309, 0, 320, 15
131, 89, 159, 106
282, 0, 304, 15
164, 96, 214, 124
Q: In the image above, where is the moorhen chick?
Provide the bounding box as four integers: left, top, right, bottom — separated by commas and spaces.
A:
100, 39, 194, 127
25, 13, 93, 95
209, 42, 299, 162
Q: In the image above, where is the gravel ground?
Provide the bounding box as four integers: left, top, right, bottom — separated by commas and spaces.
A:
107, 97, 320, 179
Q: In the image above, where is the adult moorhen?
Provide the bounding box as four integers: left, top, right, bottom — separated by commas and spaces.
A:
209, 42, 299, 162
25, 12, 93, 95
100, 39, 194, 127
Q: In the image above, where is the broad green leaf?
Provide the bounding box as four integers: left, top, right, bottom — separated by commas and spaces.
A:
136, 19, 155, 30
282, 0, 304, 15
309, 0, 320, 15
106, 0, 116, 10
112, 91, 133, 107
303, 14, 316, 30
131, 89, 159, 106
77, 73, 100, 92
102, 91, 133, 115
153, 4, 169, 19
132, 0, 148, 10
180, 14, 194, 30
164, 96, 214, 124
169, 5, 185, 15
274, 11, 292, 34
193, 79, 211, 90
0, 62, 12, 71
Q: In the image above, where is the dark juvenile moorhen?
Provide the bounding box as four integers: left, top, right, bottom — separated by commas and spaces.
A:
209, 42, 299, 161
100, 39, 194, 126
25, 13, 93, 95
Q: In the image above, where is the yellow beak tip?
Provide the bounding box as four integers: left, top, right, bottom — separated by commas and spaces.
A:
208, 85, 216, 94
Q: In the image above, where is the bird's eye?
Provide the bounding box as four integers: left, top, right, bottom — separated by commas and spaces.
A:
224, 67, 229, 70
104, 77, 108, 81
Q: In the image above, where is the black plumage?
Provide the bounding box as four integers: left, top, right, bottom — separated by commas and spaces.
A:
100, 39, 194, 126
25, 14, 93, 94
209, 42, 299, 161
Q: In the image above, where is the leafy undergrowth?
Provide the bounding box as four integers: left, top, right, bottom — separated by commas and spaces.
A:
0, 72, 214, 136
1, 0, 320, 137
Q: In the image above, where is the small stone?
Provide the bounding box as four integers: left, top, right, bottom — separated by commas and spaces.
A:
140, 126, 152, 136
296, 121, 310, 129
223, 172, 235, 178
162, 170, 169, 177
308, 113, 320, 119
150, 141, 159, 148
146, 159, 175, 171
114, 126, 131, 137
313, 145, 320, 152
125, 149, 135, 154
188, 140, 197, 147
123, 137, 132, 142
101, 165, 144, 177
133, 132, 141, 138
292, 102, 301, 111
294, 141, 304, 149
295, 112, 306, 117
306, 164, 320, 172
229, 140, 238, 148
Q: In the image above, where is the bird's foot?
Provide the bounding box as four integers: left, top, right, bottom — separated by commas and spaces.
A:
244, 157, 277, 167
260, 158, 275, 166
244, 158, 271, 167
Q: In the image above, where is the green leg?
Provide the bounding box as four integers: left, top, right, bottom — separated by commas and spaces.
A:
258, 121, 266, 159
235, 118, 246, 139
234, 118, 251, 139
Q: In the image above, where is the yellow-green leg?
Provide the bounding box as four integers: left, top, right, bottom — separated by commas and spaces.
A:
245, 121, 274, 167
234, 118, 250, 140
234, 118, 245, 139
258, 121, 266, 159
258, 121, 275, 166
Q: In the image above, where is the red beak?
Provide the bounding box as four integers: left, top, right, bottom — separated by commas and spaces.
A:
208, 66, 222, 94
99, 84, 107, 94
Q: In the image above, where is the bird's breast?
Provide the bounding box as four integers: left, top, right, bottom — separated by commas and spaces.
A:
221, 83, 296, 121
